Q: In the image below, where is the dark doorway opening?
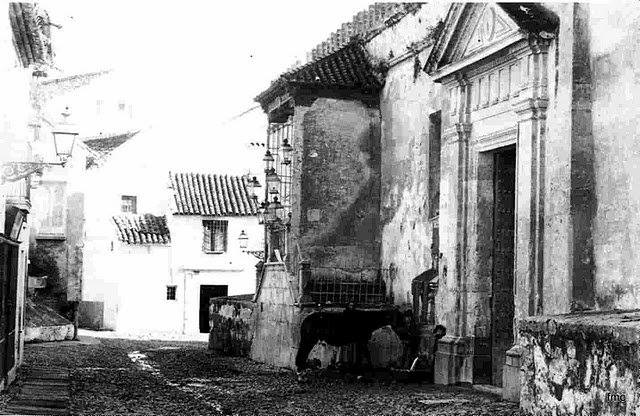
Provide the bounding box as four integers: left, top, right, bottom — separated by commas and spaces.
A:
490, 146, 516, 387
199, 285, 228, 333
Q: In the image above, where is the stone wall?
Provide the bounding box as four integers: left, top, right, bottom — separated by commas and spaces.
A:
209, 296, 255, 356
29, 191, 84, 310
293, 97, 381, 270
251, 263, 301, 369
520, 311, 640, 415
590, 3, 640, 310
375, 44, 443, 309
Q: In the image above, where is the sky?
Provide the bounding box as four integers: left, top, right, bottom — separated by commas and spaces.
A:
44, 0, 376, 132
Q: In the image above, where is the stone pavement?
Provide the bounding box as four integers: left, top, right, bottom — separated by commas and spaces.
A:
0, 336, 523, 415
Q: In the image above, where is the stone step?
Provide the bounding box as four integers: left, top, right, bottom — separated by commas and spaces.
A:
2, 404, 69, 415
10, 399, 67, 409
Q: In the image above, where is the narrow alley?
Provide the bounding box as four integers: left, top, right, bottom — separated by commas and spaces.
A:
0, 335, 521, 416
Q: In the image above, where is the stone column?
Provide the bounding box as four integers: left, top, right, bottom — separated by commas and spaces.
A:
503, 34, 551, 402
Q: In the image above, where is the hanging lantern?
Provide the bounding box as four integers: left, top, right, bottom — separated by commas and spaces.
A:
247, 176, 261, 203
263, 150, 274, 172
52, 107, 79, 161
265, 168, 280, 195
238, 230, 249, 249
257, 201, 266, 224
281, 139, 292, 165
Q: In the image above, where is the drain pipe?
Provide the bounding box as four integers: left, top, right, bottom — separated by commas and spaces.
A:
182, 271, 188, 334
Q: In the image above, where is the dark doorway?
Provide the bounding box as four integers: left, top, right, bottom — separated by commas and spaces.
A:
199, 285, 228, 333
490, 147, 516, 387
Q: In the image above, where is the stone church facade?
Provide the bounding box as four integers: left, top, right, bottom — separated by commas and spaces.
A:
254, 2, 640, 410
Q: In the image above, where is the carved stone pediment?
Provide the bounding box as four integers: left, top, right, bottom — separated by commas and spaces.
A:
425, 3, 559, 81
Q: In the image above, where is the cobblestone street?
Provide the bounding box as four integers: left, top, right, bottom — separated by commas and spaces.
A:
0, 335, 522, 416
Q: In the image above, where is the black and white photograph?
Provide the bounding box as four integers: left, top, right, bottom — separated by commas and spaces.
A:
0, 1, 638, 414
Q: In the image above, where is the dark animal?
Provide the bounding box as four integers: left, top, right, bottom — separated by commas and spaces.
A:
295, 306, 409, 377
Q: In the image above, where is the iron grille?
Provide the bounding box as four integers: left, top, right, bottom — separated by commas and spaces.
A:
302, 267, 390, 306
202, 220, 228, 253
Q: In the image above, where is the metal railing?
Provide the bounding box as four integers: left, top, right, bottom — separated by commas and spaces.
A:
301, 267, 390, 306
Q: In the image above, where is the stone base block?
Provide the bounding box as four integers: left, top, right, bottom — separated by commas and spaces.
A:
502, 345, 524, 402
434, 335, 469, 385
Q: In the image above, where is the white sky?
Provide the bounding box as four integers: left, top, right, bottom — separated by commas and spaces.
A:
44, 0, 377, 131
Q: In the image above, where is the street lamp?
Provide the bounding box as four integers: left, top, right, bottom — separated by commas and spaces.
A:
247, 176, 261, 204
2, 107, 79, 183
263, 150, 274, 172
257, 201, 266, 225
51, 107, 78, 163
265, 168, 280, 196
238, 230, 248, 249
281, 138, 292, 165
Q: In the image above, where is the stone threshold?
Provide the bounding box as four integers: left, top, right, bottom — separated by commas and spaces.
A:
472, 384, 503, 397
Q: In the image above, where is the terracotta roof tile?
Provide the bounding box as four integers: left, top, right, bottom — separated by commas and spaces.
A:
170, 172, 258, 216
83, 130, 139, 158
255, 40, 385, 107
112, 214, 170, 245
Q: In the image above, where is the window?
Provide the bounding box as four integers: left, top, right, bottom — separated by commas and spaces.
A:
428, 111, 441, 219
96, 99, 103, 115
118, 101, 126, 111
121, 195, 137, 214
202, 220, 228, 253
166, 285, 177, 300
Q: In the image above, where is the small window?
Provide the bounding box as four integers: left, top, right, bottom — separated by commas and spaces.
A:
121, 195, 137, 214
118, 101, 126, 111
166, 285, 177, 300
96, 99, 103, 115
202, 220, 228, 253
428, 111, 441, 219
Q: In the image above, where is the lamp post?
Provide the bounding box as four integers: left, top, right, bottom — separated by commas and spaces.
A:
238, 230, 248, 249
2, 107, 78, 183
281, 138, 292, 165
265, 168, 280, 197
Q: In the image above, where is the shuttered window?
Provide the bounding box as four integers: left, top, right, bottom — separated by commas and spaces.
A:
202, 220, 228, 253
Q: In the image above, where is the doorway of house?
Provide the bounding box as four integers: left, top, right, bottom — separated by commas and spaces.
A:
199, 285, 228, 333
490, 146, 516, 387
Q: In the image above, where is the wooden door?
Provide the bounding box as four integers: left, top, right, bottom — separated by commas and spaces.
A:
199, 285, 228, 333
4, 245, 17, 374
491, 147, 516, 387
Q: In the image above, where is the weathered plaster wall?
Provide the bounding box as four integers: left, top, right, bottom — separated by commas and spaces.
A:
296, 97, 381, 270
376, 52, 442, 308
520, 312, 640, 415
366, 3, 445, 310
590, 3, 640, 310
541, 3, 575, 316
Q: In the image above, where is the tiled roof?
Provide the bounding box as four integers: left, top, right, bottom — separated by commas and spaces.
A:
306, 3, 417, 62
112, 214, 170, 245
255, 40, 384, 108
83, 130, 139, 158
9, 3, 53, 69
255, 3, 422, 109
170, 172, 258, 216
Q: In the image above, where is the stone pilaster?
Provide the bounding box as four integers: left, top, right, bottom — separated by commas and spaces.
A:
504, 35, 551, 402
434, 75, 473, 385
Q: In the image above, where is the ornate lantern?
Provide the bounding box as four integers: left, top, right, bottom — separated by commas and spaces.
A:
238, 230, 249, 249
281, 138, 292, 165
52, 107, 79, 162
265, 168, 280, 196
263, 150, 274, 172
